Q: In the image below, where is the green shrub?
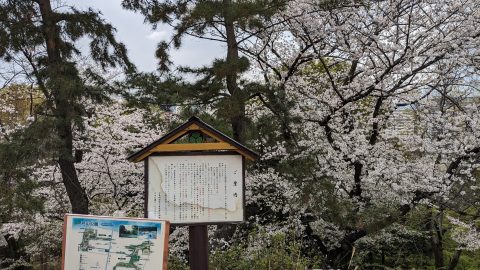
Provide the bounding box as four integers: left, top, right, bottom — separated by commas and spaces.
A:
168, 230, 321, 270
210, 231, 321, 270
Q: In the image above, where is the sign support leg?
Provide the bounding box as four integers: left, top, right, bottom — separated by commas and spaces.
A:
189, 225, 208, 270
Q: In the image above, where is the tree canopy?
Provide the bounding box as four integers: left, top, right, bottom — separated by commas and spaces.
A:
1, 0, 480, 269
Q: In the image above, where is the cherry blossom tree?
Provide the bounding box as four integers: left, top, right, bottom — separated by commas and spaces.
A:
243, 0, 480, 267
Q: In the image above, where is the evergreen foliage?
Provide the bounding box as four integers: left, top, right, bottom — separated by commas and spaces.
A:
122, 0, 289, 143
0, 0, 133, 215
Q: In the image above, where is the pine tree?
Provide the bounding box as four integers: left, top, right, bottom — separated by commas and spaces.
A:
122, 0, 288, 143
0, 0, 133, 214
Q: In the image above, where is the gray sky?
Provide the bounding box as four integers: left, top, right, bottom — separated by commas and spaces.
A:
65, 0, 225, 72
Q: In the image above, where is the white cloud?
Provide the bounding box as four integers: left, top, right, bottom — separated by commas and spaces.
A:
146, 30, 169, 41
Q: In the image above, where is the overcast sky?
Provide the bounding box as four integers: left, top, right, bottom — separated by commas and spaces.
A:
64, 0, 225, 72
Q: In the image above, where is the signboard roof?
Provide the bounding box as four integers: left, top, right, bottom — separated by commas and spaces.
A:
127, 116, 259, 162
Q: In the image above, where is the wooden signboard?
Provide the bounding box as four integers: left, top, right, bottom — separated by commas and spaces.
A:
61, 214, 169, 270
127, 116, 258, 270
127, 116, 258, 225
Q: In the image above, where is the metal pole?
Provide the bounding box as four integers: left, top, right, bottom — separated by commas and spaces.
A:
189, 225, 208, 270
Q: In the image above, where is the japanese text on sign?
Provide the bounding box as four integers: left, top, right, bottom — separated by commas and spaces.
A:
148, 155, 243, 224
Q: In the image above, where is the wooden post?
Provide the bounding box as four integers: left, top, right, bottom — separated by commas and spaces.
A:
189, 225, 208, 270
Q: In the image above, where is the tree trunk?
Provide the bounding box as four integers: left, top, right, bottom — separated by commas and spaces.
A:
447, 250, 462, 270
223, 0, 246, 144
325, 230, 367, 268
37, 0, 89, 214
431, 210, 444, 269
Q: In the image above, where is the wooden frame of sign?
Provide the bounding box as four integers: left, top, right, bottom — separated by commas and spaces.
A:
127, 116, 258, 270
61, 214, 170, 270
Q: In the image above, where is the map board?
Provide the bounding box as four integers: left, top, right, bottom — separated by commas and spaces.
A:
147, 154, 244, 224
62, 214, 169, 270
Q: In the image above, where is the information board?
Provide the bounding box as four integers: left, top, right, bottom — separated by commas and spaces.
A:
62, 214, 169, 270
147, 154, 244, 224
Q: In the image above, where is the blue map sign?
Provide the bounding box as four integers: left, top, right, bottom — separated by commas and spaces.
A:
62, 214, 169, 270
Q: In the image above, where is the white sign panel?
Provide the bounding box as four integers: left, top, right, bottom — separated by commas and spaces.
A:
62, 215, 169, 270
148, 154, 244, 224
